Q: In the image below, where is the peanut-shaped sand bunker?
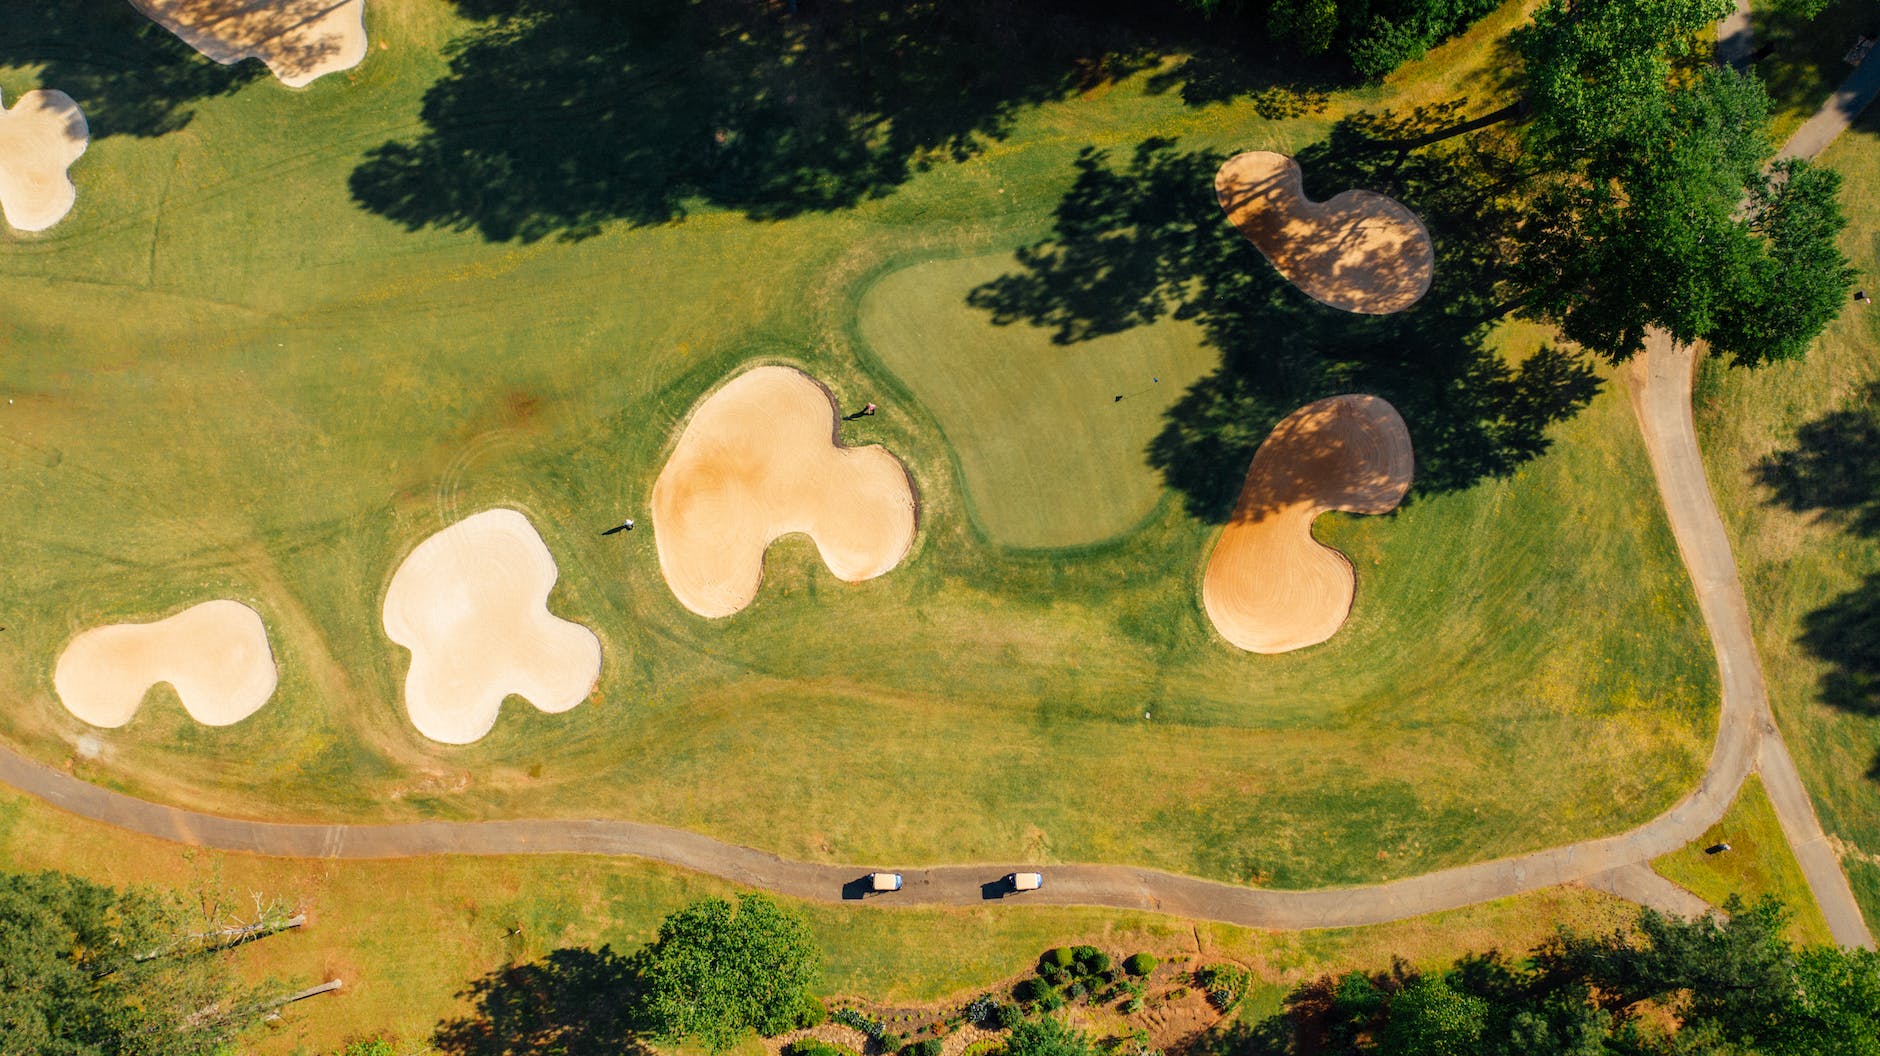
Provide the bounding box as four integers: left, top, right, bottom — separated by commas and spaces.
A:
652, 365, 918, 618
383, 508, 602, 745
1214, 151, 1433, 315
0, 89, 88, 233
54, 600, 277, 728
1202, 395, 1412, 654
128, 0, 369, 88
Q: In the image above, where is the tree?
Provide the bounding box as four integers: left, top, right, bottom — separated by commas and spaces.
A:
635, 894, 821, 1054
1508, 0, 1853, 363
1004, 1016, 1099, 1056
0, 870, 258, 1056
1379, 977, 1488, 1056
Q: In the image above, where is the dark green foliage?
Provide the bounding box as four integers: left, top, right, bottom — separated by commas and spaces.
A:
1124, 953, 1157, 977
634, 894, 821, 1054
1065, 981, 1087, 1001
787, 1041, 862, 1056
904, 1039, 943, 1056
1249, 0, 1505, 77
0, 871, 259, 1056
1509, 0, 1852, 364
1037, 990, 1066, 1013
1015, 977, 1051, 1003
1195, 963, 1252, 1011
994, 1002, 1026, 1031
1225, 898, 1880, 1055
1079, 950, 1113, 976
1039, 962, 1068, 985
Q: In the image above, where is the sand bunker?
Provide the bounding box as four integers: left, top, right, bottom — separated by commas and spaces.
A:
383, 508, 602, 745
1202, 395, 1413, 653
1214, 151, 1434, 315
652, 365, 918, 618
54, 600, 277, 728
128, 0, 369, 88
0, 89, 88, 233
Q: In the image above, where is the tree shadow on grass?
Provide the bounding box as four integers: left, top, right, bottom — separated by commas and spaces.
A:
967, 105, 1601, 521
432, 946, 650, 1056
1759, 381, 1880, 722
3, 5, 264, 138
348, 0, 1292, 242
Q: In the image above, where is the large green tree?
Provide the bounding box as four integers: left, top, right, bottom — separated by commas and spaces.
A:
635, 894, 821, 1054
1508, 0, 1853, 364
0, 871, 257, 1056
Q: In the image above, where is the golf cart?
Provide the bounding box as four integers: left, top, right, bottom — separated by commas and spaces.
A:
1007, 871, 1043, 892
868, 872, 904, 892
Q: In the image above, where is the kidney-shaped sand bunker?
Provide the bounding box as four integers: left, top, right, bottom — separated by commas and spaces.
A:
128, 0, 369, 88
1214, 151, 1433, 315
383, 508, 602, 745
1202, 395, 1413, 654
653, 365, 918, 618
54, 600, 277, 728
0, 88, 88, 233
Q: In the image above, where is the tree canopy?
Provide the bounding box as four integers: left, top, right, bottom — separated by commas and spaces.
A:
1508, 0, 1853, 363
0, 871, 256, 1056
634, 894, 822, 1054
1219, 897, 1880, 1055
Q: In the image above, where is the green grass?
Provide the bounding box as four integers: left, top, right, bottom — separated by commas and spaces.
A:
1650, 775, 1836, 947
0, 784, 1638, 1055
1692, 104, 1880, 928
0, 0, 1716, 895
857, 251, 1219, 548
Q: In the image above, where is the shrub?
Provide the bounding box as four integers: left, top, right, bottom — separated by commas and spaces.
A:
1194, 964, 1250, 1012
1124, 953, 1157, 977
903, 1039, 942, 1056
994, 1002, 1025, 1031
962, 1043, 1007, 1056
1046, 947, 1075, 968
1064, 980, 1086, 1001
1081, 951, 1112, 976
834, 1007, 883, 1038
1015, 977, 1049, 1003
1038, 962, 1067, 985
880, 1033, 904, 1053
786, 1041, 862, 1056
965, 995, 998, 1026
1123, 997, 1144, 1014
1070, 946, 1101, 968
1036, 989, 1065, 1013
796, 996, 829, 1029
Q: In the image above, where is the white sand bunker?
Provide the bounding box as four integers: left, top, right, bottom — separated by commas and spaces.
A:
652, 365, 918, 618
1215, 151, 1434, 315
127, 0, 369, 88
1202, 395, 1413, 654
54, 600, 277, 728
0, 89, 88, 233
383, 508, 602, 745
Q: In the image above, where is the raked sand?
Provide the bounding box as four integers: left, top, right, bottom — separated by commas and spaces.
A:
54, 600, 277, 727
1202, 395, 1413, 653
652, 365, 918, 618
0, 89, 88, 233
127, 0, 369, 88
1215, 151, 1433, 315
383, 508, 602, 745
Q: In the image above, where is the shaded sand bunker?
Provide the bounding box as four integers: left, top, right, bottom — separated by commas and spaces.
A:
128, 0, 368, 88
1202, 395, 1412, 653
384, 508, 602, 745
54, 600, 277, 728
0, 89, 88, 233
653, 365, 918, 618
1215, 151, 1433, 315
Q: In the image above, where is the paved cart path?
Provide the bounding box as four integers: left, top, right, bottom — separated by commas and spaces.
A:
1, 37, 1876, 944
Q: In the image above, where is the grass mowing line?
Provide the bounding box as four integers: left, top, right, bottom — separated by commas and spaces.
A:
1650, 774, 1836, 946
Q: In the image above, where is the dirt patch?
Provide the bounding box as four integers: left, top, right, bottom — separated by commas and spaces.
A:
1214, 151, 1433, 315
127, 0, 369, 88
0, 88, 87, 233
54, 600, 277, 727
382, 508, 602, 744
1202, 395, 1412, 653
651, 365, 917, 618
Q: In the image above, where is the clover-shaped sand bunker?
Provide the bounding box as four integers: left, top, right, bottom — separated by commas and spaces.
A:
54, 600, 277, 728
1215, 151, 1433, 315
1202, 395, 1413, 654
383, 508, 602, 745
0, 89, 88, 233
128, 0, 368, 88
653, 365, 918, 618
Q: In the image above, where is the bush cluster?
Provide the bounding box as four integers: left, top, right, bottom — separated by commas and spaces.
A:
1123, 953, 1156, 977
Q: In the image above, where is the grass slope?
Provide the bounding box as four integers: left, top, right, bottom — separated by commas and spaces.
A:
0, 0, 1713, 890
1693, 105, 1880, 928
1650, 775, 1835, 947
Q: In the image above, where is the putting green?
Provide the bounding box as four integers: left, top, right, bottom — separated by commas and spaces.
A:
858, 252, 1217, 549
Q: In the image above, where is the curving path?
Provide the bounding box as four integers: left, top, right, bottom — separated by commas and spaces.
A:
2, 43, 1876, 947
